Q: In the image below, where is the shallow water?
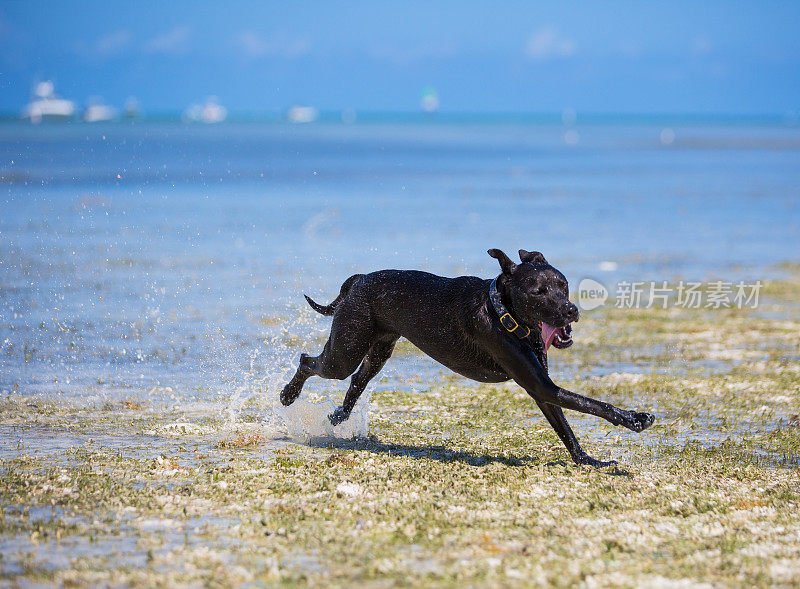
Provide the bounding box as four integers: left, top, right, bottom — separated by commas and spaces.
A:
1, 119, 799, 441
0, 424, 213, 464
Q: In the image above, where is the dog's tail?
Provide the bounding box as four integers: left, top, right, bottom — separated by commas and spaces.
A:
304, 274, 364, 316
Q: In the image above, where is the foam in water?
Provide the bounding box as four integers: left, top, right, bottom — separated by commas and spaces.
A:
275, 391, 371, 443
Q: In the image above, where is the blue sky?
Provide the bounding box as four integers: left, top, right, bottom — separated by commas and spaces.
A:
1, 1, 798, 114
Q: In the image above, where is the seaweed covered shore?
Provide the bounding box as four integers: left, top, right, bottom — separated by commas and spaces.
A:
2, 271, 799, 587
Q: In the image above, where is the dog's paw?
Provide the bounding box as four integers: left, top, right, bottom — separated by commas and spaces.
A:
279, 384, 299, 406
328, 406, 350, 426
627, 411, 655, 432
574, 454, 618, 468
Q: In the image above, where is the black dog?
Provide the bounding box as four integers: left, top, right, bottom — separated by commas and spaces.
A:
280, 249, 654, 467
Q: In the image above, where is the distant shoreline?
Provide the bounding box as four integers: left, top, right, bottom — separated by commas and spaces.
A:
0, 110, 797, 126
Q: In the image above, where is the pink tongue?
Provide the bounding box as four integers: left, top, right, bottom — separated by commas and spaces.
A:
540, 322, 559, 352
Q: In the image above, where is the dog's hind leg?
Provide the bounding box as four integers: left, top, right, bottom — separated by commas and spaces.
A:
280, 335, 372, 406
279, 354, 317, 406
280, 298, 375, 407
329, 335, 398, 425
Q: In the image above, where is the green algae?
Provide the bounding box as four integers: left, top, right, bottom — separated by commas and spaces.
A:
2, 275, 800, 587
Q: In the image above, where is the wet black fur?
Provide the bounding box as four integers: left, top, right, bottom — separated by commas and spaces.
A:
281, 248, 654, 467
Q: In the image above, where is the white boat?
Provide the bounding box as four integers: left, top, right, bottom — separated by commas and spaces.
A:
21, 81, 76, 123
287, 105, 318, 123
83, 97, 116, 122
183, 96, 227, 123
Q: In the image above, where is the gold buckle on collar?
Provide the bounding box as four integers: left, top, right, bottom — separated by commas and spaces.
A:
500, 313, 531, 338
500, 313, 518, 331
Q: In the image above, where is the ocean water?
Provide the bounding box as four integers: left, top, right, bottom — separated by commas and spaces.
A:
1, 119, 798, 426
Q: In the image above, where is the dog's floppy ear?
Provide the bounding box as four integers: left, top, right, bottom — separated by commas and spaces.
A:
488, 249, 518, 275
519, 249, 548, 265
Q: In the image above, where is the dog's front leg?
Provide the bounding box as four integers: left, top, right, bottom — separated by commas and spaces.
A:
495, 343, 655, 432
529, 343, 617, 467
536, 402, 618, 467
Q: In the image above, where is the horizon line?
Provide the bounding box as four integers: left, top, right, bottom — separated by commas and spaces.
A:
1, 109, 798, 126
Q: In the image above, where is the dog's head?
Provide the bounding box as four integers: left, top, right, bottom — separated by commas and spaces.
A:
488, 248, 578, 349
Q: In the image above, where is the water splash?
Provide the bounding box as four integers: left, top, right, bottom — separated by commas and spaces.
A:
229, 325, 372, 445
224, 349, 262, 424
274, 391, 371, 443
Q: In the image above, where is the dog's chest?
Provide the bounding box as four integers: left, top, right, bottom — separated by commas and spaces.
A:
406, 336, 511, 383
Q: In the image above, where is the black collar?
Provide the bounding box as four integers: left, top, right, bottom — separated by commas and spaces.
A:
489, 276, 533, 339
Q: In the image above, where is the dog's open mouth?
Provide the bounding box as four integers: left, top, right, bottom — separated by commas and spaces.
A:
541, 322, 573, 352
